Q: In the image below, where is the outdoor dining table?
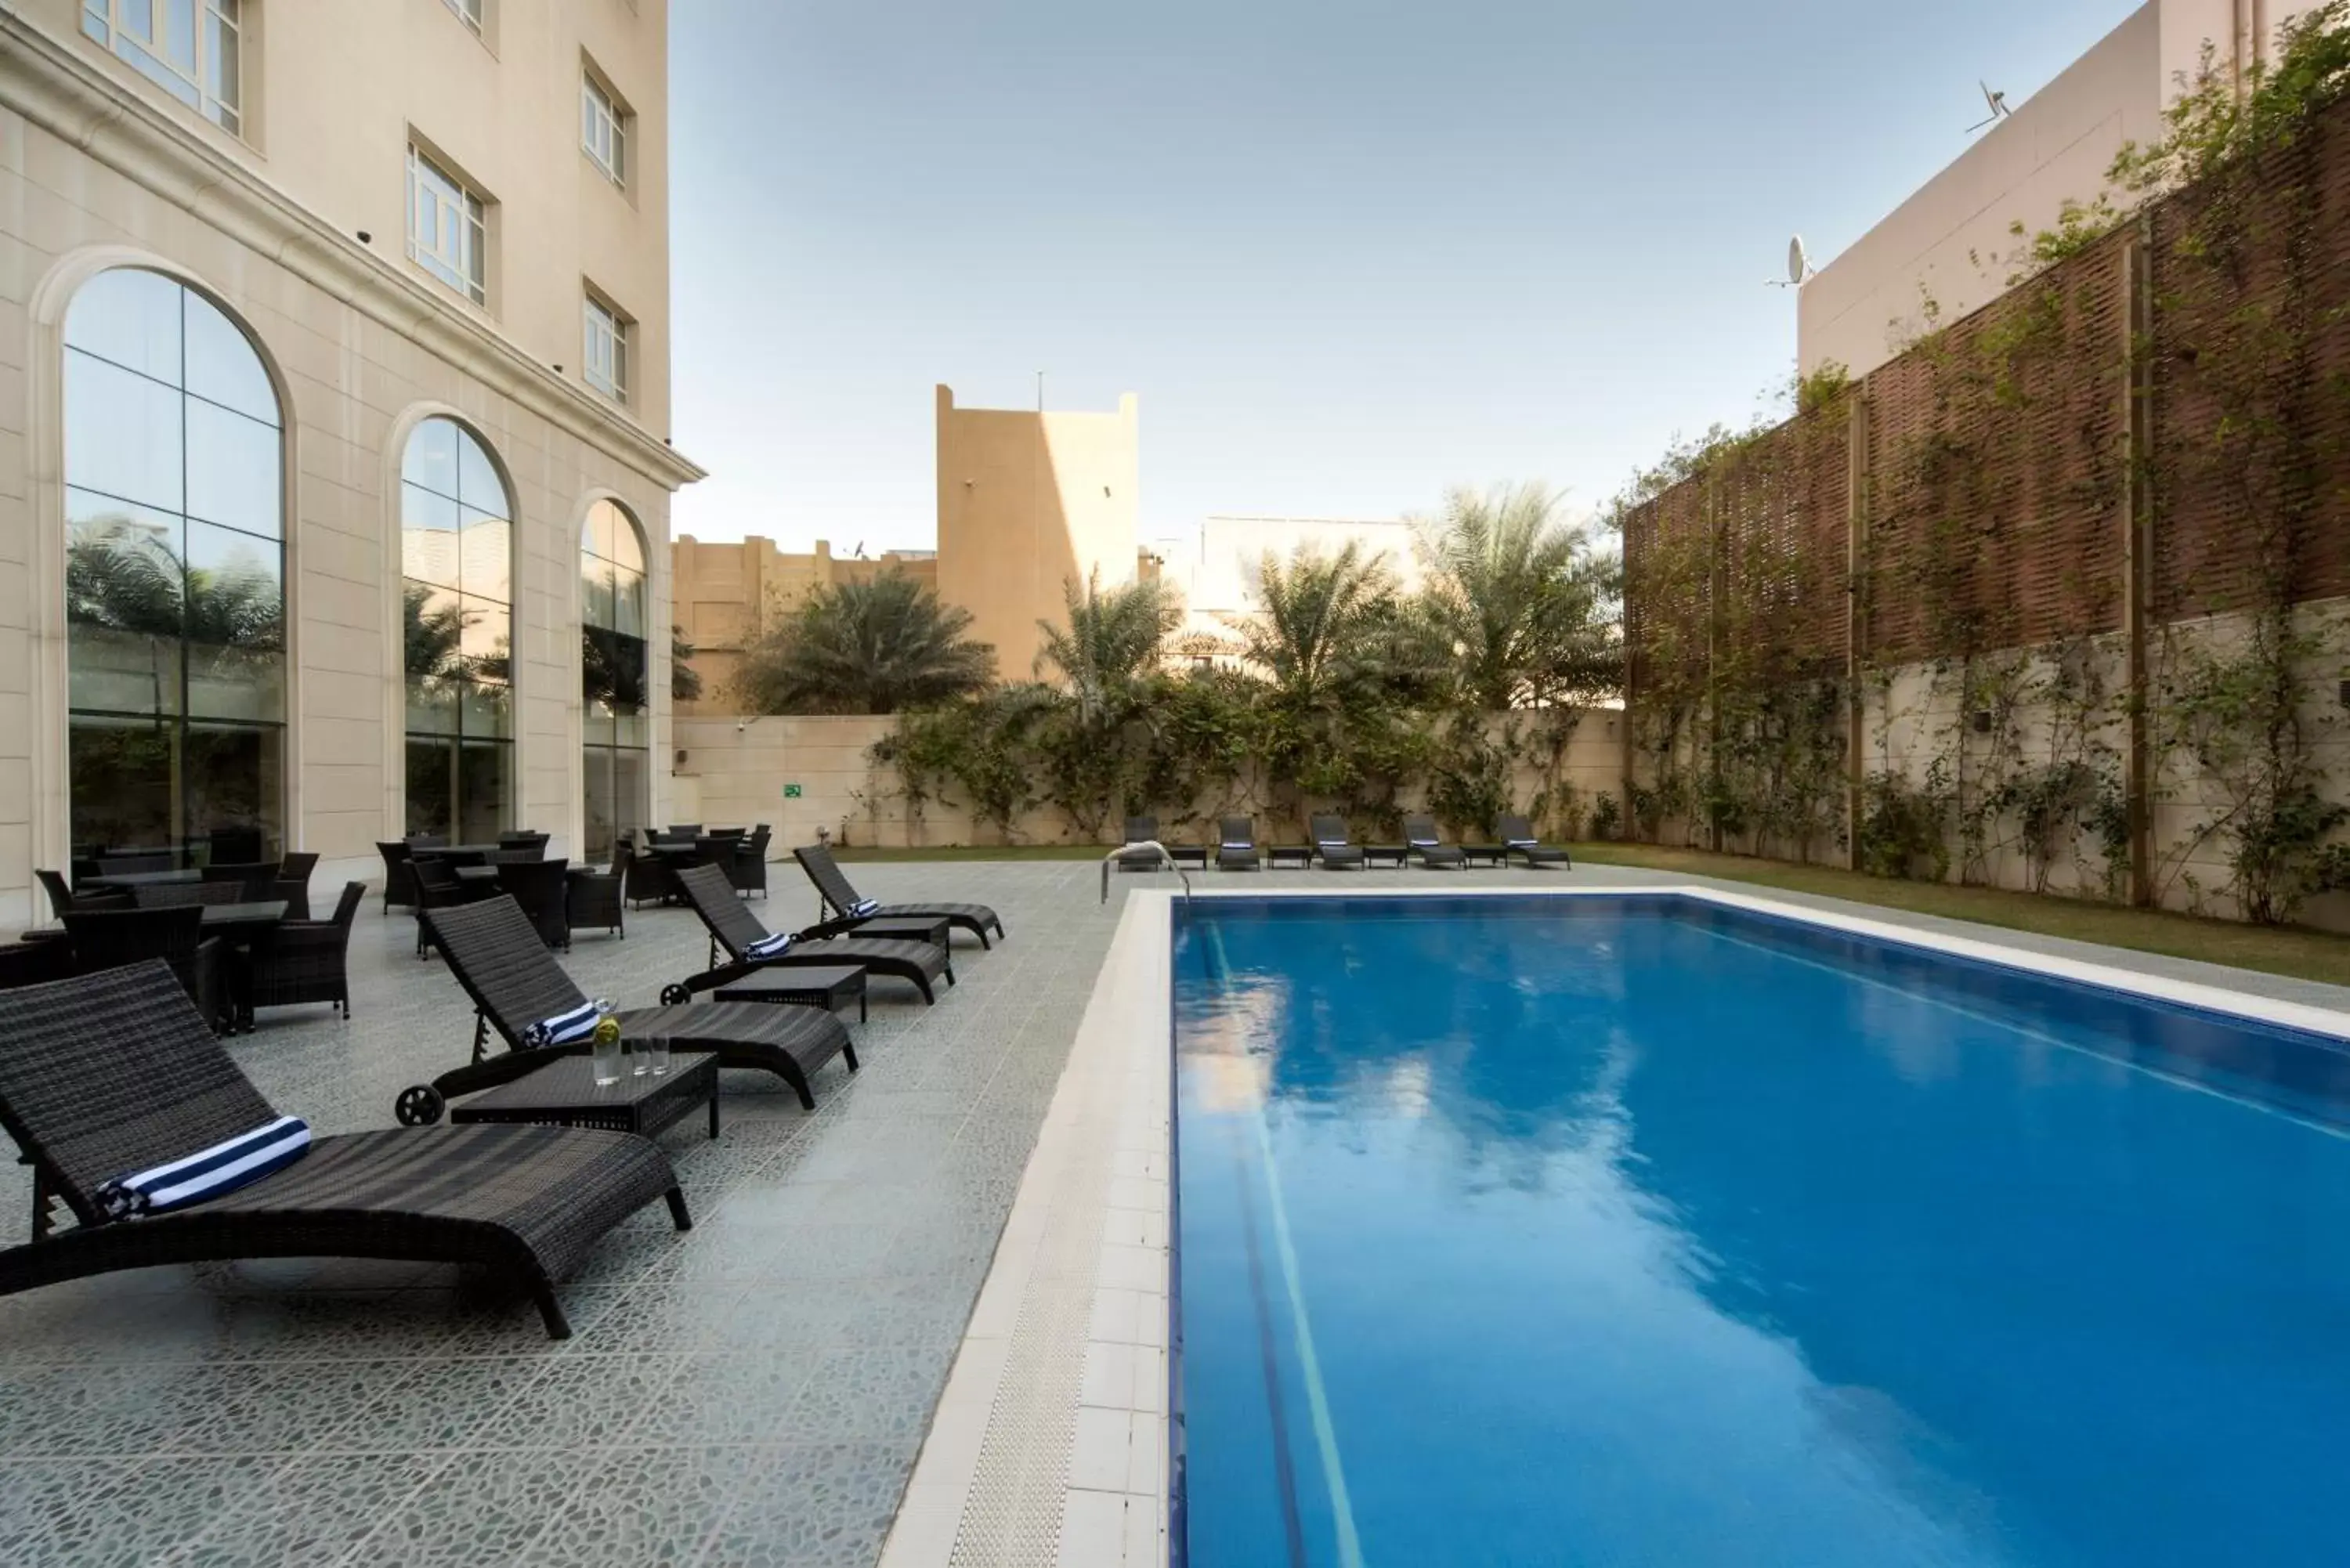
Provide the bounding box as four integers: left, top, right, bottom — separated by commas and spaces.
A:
79, 867, 204, 891
20, 900, 288, 1031
20, 899, 288, 945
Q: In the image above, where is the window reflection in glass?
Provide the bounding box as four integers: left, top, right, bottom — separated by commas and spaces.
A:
580, 498, 650, 863
63, 269, 284, 861
402, 418, 512, 836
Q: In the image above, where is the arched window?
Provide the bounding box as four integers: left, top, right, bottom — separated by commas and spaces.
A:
580, 499, 648, 862
400, 417, 513, 840
63, 268, 285, 867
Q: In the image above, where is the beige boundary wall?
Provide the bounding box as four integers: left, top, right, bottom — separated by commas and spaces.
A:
674, 712, 1631, 851
1631, 606, 2350, 925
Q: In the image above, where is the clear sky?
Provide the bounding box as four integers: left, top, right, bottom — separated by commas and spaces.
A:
667, 0, 2141, 554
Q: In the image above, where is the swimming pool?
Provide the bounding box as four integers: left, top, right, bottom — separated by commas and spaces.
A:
1171, 893, 2350, 1567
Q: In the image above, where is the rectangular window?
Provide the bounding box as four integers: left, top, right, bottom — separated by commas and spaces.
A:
583, 294, 629, 403
443, 0, 484, 34
82, 0, 243, 136
581, 70, 627, 186
407, 146, 490, 306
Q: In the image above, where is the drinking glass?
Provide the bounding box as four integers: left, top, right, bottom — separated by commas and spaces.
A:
590, 1013, 624, 1087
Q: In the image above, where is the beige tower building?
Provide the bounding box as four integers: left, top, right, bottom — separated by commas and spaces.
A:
0, 0, 703, 921
934, 383, 1140, 681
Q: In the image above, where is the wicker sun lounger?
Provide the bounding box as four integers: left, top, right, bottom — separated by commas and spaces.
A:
1495, 813, 1574, 868
414, 895, 860, 1114
1217, 817, 1263, 872
1309, 814, 1367, 871
672, 864, 954, 1005
791, 842, 1004, 949
1402, 814, 1468, 870
0, 961, 685, 1339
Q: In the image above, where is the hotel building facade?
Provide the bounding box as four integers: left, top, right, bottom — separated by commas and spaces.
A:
0, 0, 702, 923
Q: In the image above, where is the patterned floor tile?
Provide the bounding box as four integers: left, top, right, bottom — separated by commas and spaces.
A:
0, 863, 1126, 1566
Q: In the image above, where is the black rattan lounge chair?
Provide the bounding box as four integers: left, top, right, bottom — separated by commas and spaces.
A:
790, 843, 1003, 949
1217, 817, 1262, 872
1309, 815, 1367, 871
62, 905, 226, 1031
1402, 814, 1467, 870
246, 882, 365, 1020
674, 863, 953, 1004
0, 941, 71, 992
0, 961, 685, 1338
1495, 813, 1573, 868
496, 858, 573, 951
566, 844, 627, 941
417, 895, 859, 1113
37, 869, 123, 918
728, 826, 772, 900
624, 842, 682, 909
375, 840, 420, 912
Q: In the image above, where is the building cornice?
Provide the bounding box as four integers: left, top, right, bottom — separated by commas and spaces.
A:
0, 13, 707, 491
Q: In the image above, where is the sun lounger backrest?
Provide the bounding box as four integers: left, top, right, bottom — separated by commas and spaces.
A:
1402, 814, 1440, 844
0, 961, 277, 1219
1310, 814, 1350, 846
680, 862, 778, 959
1219, 817, 1254, 847
791, 844, 870, 919
1497, 813, 1536, 843
422, 896, 589, 1049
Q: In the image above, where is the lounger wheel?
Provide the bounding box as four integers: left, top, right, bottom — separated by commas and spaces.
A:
660, 982, 691, 1006
394, 1084, 445, 1126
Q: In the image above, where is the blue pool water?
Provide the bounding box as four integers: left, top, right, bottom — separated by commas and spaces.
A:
1171, 895, 2350, 1568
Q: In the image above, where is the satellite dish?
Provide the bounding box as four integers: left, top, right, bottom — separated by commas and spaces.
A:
1965, 81, 2012, 134
1770, 236, 1815, 289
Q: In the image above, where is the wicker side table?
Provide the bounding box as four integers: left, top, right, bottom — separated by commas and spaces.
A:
449, 1051, 721, 1140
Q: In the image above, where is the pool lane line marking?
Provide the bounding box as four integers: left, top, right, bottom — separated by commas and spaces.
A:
1199, 919, 1369, 1568
1688, 922, 2350, 1143
1229, 1119, 1313, 1568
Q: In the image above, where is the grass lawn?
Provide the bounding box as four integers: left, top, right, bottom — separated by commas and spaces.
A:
834, 839, 2350, 988
1574, 843, 2350, 989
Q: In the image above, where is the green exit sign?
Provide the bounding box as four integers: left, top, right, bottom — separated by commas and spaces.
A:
783, 783, 803, 799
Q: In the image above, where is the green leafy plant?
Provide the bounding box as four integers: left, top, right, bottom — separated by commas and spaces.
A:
734, 569, 995, 715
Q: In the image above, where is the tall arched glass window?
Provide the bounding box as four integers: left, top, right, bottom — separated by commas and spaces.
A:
580, 499, 648, 863
400, 418, 513, 840
63, 268, 285, 867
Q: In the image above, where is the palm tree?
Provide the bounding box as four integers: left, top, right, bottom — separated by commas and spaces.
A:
1413, 482, 1618, 710
671, 626, 704, 703
1225, 541, 1412, 707
733, 569, 996, 714
1035, 570, 1180, 722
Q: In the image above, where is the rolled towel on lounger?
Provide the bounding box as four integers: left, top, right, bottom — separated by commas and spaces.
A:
745, 931, 795, 958
848, 898, 880, 918
97, 1115, 311, 1219
523, 999, 607, 1049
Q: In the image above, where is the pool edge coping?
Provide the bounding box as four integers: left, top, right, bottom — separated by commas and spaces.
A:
878, 880, 2350, 1568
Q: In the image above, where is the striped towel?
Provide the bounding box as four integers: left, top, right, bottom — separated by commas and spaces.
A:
523, 999, 605, 1050
1317, 840, 1346, 848
97, 1116, 310, 1219
848, 898, 881, 918
746, 931, 794, 959
1408, 839, 1438, 848
1506, 838, 1539, 849
1220, 842, 1251, 851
